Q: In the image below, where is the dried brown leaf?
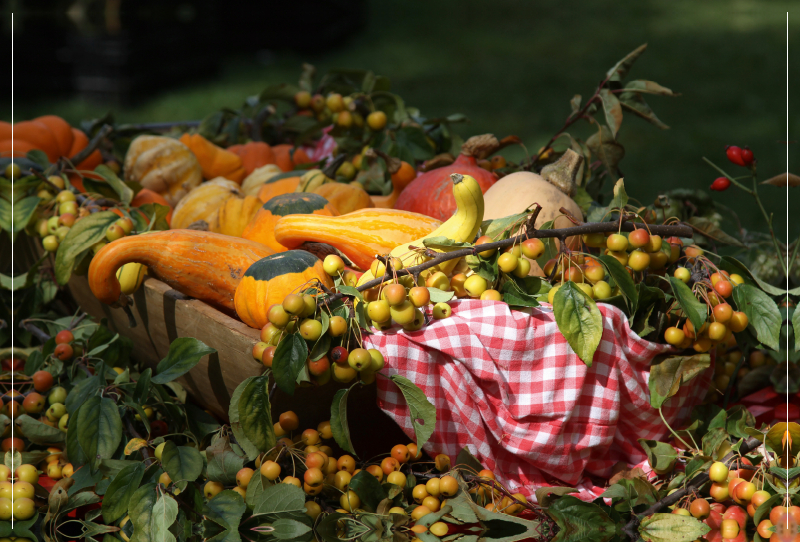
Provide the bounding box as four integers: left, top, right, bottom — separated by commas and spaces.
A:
761, 172, 800, 187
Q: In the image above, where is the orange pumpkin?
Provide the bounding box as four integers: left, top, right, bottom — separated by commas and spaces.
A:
0, 116, 100, 170
234, 250, 333, 329
273, 144, 312, 172
227, 141, 276, 175
130, 188, 174, 226
179, 133, 246, 183
313, 182, 374, 215
242, 193, 338, 252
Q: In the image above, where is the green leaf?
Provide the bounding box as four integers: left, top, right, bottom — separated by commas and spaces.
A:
481, 211, 529, 239
152, 337, 215, 384
253, 482, 306, 515
427, 287, 455, 303
54, 211, 118, 284
237, 375, 276, 453
793, 307, 800, 352
702, 427, 729, 459
586, 126, 624, 181
718, 256, 786, 296
228, 379, 261, 461
599, 89, 623, 138
102, 462, 146, 523
330, 387, 357, 456
548, 495, 616, 542
597, 254, 637, 307
395, 126, 435, 161
128, 483, 157, 542
337, 284, 364, 302
623, 80, 677, 96
732, 284, 781, 351
76, 396, 123, 471
134, 203, 171, 232
272, 518, 312, 540
638, 513, 710, 542
206, 433, 244, 486
203, 490, 246, 538
133, 368, 151, 405
501, 279, 540, 308
422, 236, 472, 249
648, 354, 711, 409
272, 333, 308, 395
766, 422, 800, 456
637, 440, 677, 474
606, 43, 648, 82
14, 414, 65, 445
619, 91, 670, 129
455, 446, 486, 473
350, 470, 389, 512
388, 375, 436, 450
161, 441, 204, 483
552, 282, 603, 366
8, 196, 40, 242
608, 178, 629, 211
668, 277, 707, 332
687, 217, 744, 247
151, 493, 179, 542
93, 164, 134, 204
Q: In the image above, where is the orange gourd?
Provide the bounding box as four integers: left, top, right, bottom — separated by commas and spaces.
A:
273, 144, 312, 172
273, 208, 442, 270
171, 178, 241, 230
256, 173, 303, 203
88, 230, 274, 313
179, 133, 246, 183
210, 195, 262, 237
227, 141, 276, 175
130, 188, 174, 226
242, 193, 338, 253
313, 182, 374, 215
234, 250, 333, 329
371, 161, 417, 208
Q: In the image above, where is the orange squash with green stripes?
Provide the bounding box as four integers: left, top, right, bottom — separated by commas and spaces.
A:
273, 208, 442, 270
88, 230, 274, 313
242, 193, 338, 253
234, 250, 333, 329
256, 171, 304, 203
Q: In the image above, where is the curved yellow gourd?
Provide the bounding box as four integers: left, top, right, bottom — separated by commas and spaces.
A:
357, 173, 483, 286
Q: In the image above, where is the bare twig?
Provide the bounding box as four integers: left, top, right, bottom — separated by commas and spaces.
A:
19, 320, 52, 343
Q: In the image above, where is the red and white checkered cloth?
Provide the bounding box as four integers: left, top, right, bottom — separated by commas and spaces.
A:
364, 299, 713, 502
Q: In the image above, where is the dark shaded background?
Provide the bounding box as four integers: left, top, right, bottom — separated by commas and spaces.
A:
4, 0, 798, 240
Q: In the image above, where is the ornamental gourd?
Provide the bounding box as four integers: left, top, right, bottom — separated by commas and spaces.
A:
257, 172, 304, 203
227, 141, 276, 176
242, 193, 338, 252
88, 230, 274, 313
0, 116, 102, 170
124, 135, 203, 206
234, 250, 333, 329
312, 182, 374, 215
179, 133, 246, 183
171, 178, 241, 229
394, 135, 499, 221
273, 208, 442, 270
209, 195, 262, 237
241, 164, 283, 197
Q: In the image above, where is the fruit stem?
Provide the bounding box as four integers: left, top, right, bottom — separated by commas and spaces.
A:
658, 407, 695, 452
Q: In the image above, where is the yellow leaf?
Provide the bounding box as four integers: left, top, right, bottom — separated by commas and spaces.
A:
124, 438, 148, 456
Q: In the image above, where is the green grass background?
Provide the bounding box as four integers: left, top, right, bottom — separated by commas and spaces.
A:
13, 0, 798, 238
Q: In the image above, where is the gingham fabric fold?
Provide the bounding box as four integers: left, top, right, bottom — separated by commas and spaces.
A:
364, 299, 712, 502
